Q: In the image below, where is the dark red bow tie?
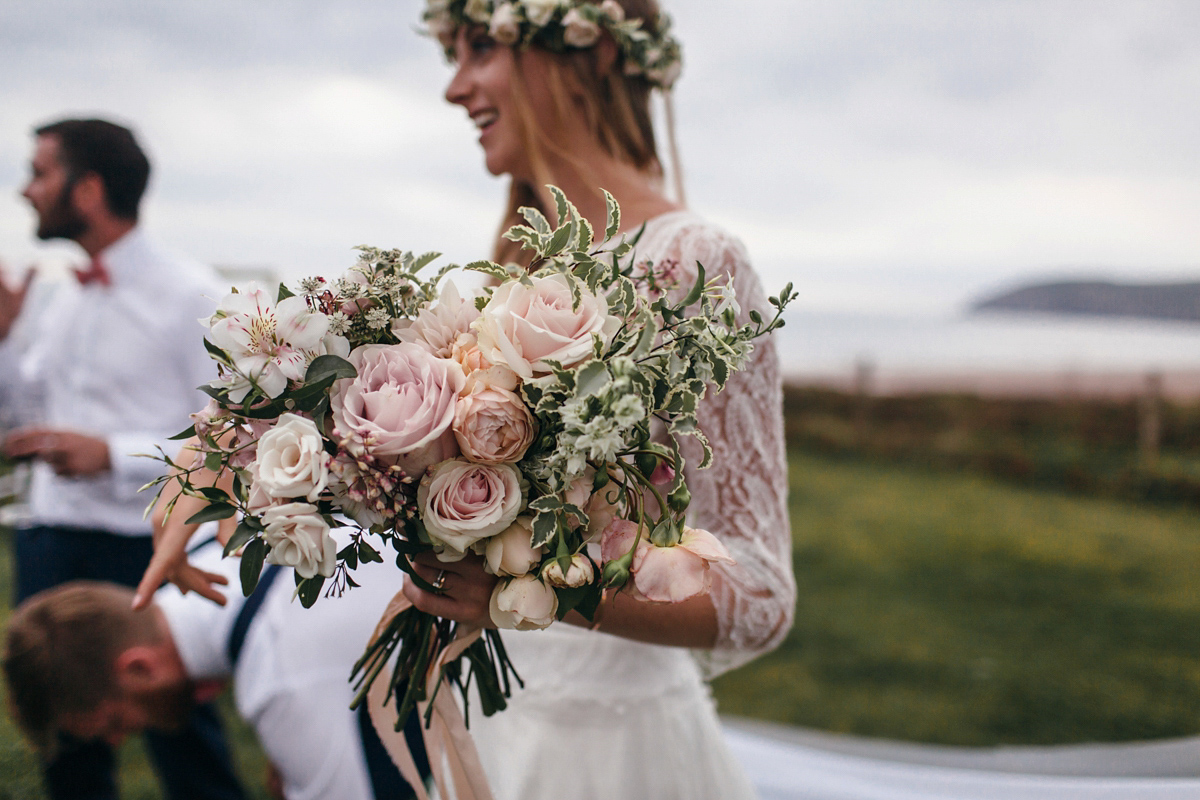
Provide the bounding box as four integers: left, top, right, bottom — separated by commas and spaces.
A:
74, 256, 111, 287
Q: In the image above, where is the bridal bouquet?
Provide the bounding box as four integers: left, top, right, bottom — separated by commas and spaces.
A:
152, 189, 794, 726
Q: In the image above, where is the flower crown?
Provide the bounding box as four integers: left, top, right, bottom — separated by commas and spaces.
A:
423, 0, 683, 89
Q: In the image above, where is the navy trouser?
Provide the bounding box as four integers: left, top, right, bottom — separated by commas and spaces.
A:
14, 525, 246, 800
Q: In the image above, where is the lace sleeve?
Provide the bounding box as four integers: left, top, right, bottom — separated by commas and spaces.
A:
645, 217, 796, 678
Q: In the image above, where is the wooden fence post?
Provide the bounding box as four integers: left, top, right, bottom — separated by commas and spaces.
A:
1139, 371, 1162, 469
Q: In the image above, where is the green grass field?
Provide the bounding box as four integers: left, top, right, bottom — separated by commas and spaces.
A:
713, 450, 1200, 745
3, 447, 1200, 795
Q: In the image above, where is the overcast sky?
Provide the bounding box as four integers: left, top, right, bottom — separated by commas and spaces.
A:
1, 0, 1198, 316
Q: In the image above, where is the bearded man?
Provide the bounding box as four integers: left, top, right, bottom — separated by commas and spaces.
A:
0, 118, 244, 799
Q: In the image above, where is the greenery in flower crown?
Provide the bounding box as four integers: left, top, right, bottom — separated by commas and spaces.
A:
423, 0, 684, 89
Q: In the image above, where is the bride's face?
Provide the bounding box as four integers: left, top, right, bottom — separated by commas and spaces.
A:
444, 26, 560, 180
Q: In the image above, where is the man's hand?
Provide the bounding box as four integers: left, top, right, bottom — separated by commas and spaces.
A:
3, 428, 110, 476
0, 263, 34, 340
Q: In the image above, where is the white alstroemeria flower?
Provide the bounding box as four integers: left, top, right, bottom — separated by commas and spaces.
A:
208, 283, 329, 402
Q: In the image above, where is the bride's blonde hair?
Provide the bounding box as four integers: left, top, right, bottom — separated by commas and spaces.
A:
492, 0, 672, 266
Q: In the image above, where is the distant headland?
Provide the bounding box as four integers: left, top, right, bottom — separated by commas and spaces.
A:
972, 280, 1200, 323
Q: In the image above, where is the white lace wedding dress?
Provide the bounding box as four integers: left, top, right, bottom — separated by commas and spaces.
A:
468, 210, 796, 800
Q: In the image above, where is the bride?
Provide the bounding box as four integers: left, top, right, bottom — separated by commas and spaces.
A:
137, 2, 795, 797
400, 2, 796, 797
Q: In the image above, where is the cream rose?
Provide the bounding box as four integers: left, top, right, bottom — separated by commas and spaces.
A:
483, 517, 543, 576
599, 0, 624, 21
489, 574, 558, 630
251, 413, 330, 502
330, 343, 464, 478
542, 553, 594, 588
489, 2, 521, 44
261, 502, 336, 579
418, 459, 526, 556
464, 0, 492, 23
454, 387, 536, 465
520, 0, 560, 27
474, 273, 621, 379
562, 8, 600, 47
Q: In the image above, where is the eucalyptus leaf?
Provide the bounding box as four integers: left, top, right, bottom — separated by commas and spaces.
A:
184, 503, 236, 525
223, 521, 257, 557
239, 538, 268, 596
305, 354, 357, 384
168, 424, 197, 441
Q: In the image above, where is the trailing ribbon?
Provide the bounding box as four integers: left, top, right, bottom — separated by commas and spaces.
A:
367, 593, 495, 800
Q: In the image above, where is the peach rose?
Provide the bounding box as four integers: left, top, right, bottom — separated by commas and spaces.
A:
453, 387, 536, 465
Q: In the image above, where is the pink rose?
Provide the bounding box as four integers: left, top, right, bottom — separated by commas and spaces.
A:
330, 343, 464, 478
417, 459, 526, 556
601, 520, 734, 603
474, 273, 621, 379
453, 387, 536, 465
489, 574, 559, 630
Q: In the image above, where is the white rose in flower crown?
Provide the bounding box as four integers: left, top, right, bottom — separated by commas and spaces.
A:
251, 413, 330, 502
599, 0, 624, 22
331, 343, 465, 479
474, 273, 621, 380
261, 502, 337, 579
464, 0, 492, 24
454, 387, 536, 465
561, 8, 600, 47
418, 459, 526, 557
489, 574, 558, 630
482, 517, 543, 576
489, 2, 521, 44
520, 0, 560, 27
542, 553, 594, 588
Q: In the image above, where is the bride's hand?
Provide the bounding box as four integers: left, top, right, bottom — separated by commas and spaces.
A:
403, 551, 498, 629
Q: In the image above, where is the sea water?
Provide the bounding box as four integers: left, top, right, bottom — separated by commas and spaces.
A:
776, 310, 1200, 379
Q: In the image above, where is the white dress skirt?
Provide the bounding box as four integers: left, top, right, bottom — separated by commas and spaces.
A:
469, 624, 759, 800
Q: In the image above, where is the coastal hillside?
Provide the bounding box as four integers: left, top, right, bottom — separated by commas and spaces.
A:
972, 280, 1200, 322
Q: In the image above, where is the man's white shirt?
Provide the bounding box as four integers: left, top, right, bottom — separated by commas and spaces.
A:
0, 227, 221, 535
157, 530, 405, 800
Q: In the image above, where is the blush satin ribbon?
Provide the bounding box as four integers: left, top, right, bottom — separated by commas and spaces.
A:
367, 593, 496, 800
